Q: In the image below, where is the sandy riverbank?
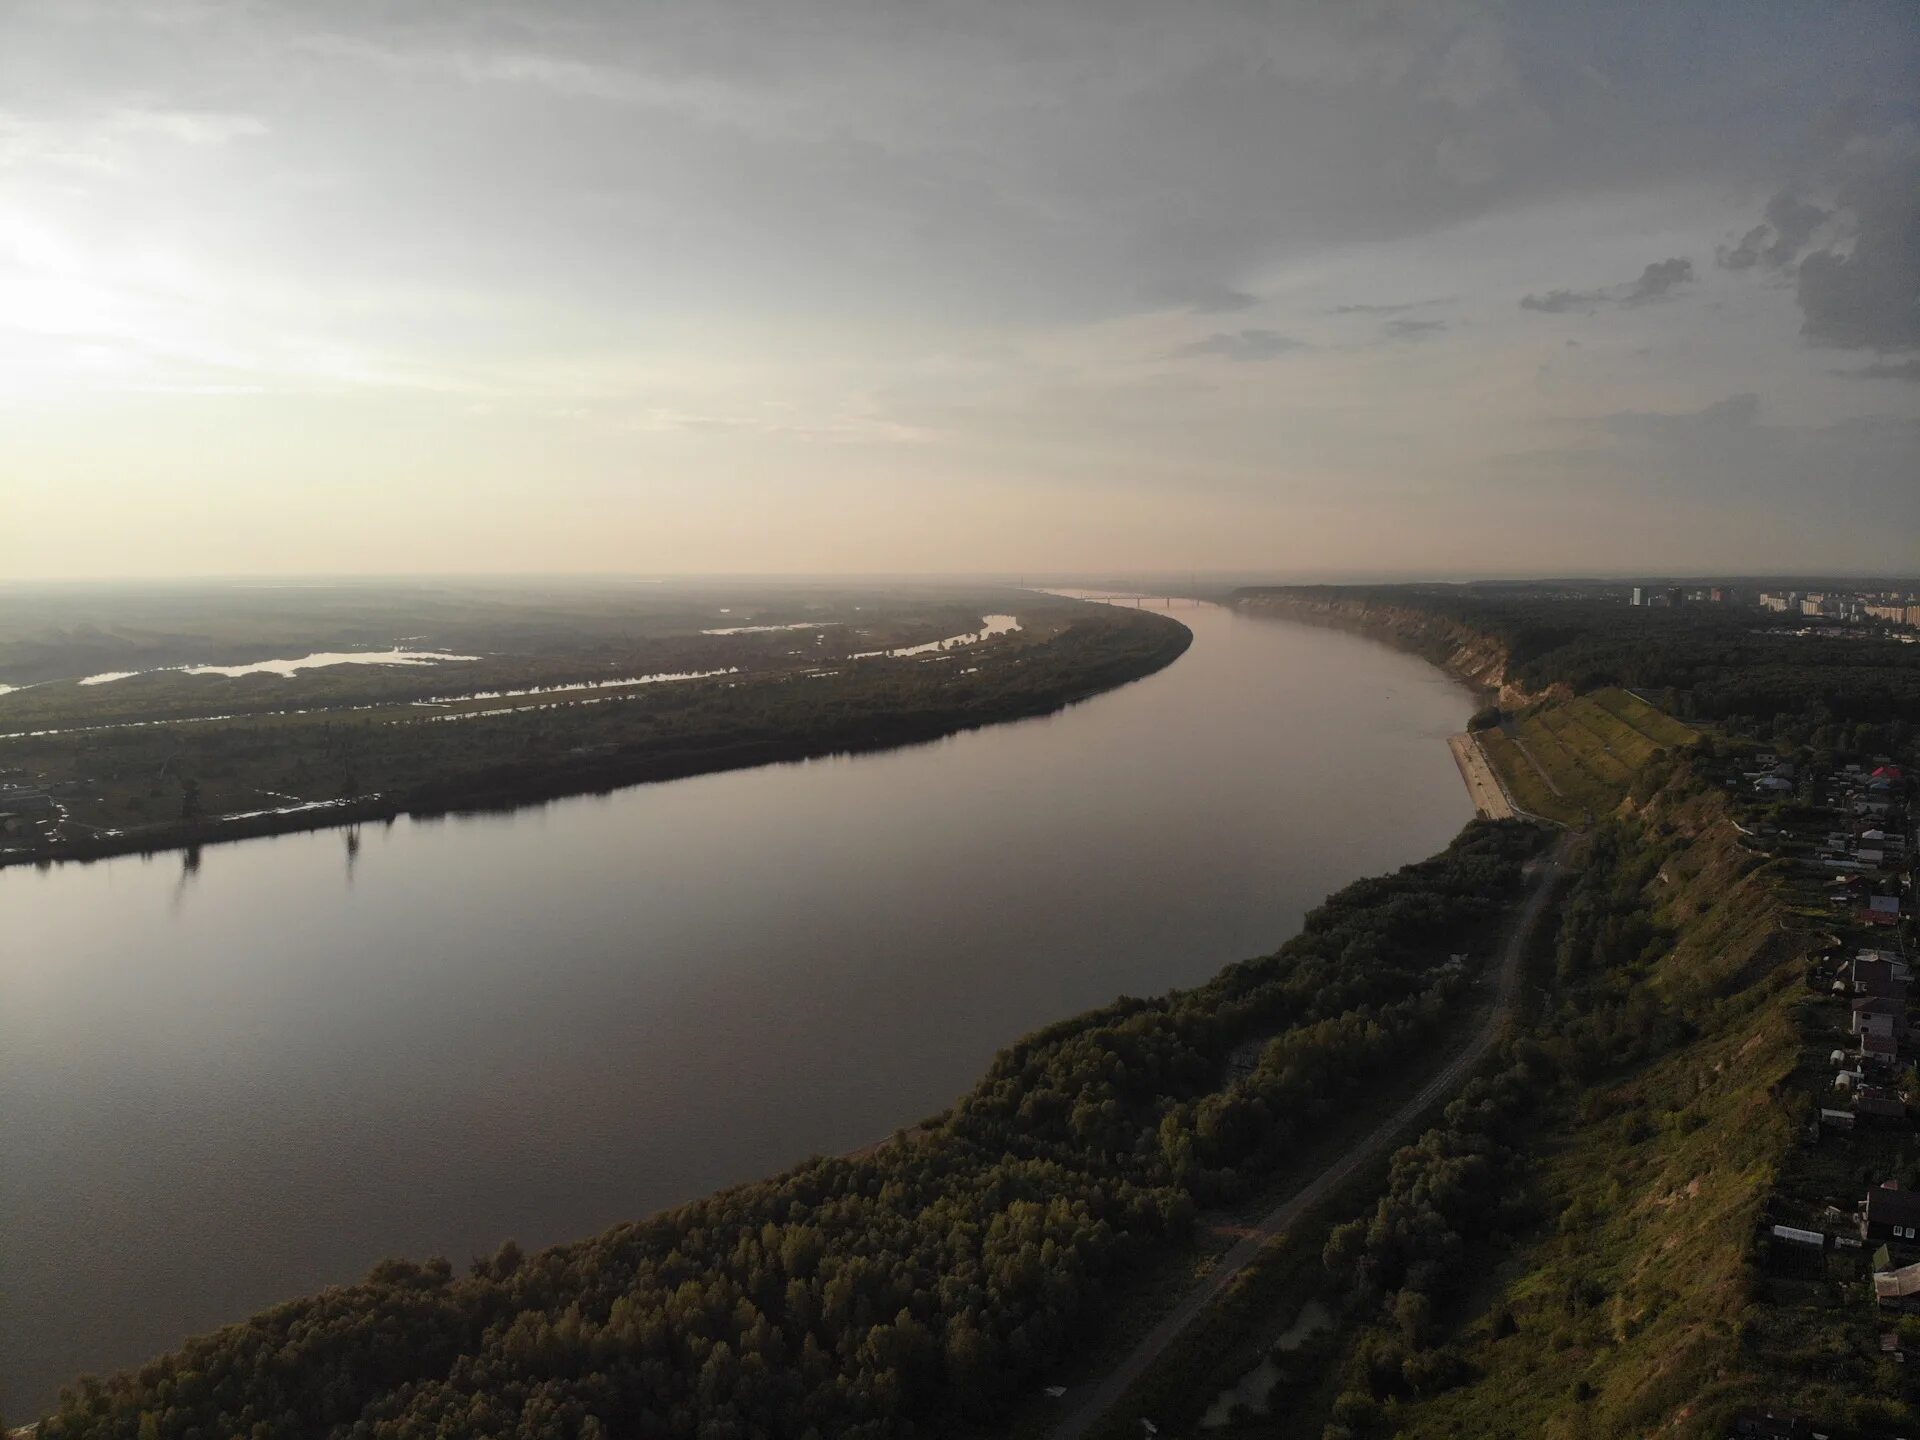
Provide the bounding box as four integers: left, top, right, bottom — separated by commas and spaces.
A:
1448, 731, 1515, 820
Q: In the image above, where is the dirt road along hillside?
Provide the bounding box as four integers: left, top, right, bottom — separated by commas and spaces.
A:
1050, 833, 1569, 1439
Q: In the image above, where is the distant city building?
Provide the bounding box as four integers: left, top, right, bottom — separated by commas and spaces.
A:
1631, 586, 1645, 606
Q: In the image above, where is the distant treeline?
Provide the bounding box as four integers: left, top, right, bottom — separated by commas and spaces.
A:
1238, 585, 1920, 750
43, 821, 1543, 1440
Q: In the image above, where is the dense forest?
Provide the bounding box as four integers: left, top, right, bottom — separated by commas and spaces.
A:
41, 821, 1543, 1440
1237, 584, 1920, 748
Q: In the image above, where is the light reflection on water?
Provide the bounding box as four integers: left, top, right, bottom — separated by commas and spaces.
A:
0, 602, 1473, 1416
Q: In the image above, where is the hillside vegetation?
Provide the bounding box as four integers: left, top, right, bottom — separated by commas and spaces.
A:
1479, 688, 1697, 826
1236, 584, 1920, 741
1077, 779, 1825, 1440
1393, 788, 1812, 1437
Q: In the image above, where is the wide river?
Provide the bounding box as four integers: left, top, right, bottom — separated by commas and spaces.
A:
0, 600, 1474, 1417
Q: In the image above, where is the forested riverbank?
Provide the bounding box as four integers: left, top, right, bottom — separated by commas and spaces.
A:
1235, 583, 1920, 745
1075, 587, 1920, 1439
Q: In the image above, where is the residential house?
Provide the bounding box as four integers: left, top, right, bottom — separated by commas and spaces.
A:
1851, 957, 1910, 1001
1864, 1182, 1920, 1245
1856, 1086, 1907, 1120
1854, 997, 1901, 1040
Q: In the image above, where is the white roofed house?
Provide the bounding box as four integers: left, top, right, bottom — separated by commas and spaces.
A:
1854, 996, 1903, 1040
1875, 1260, 1920, 1312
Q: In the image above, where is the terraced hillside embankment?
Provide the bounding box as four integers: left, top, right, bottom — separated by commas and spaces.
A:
1478, 687, 1698, 827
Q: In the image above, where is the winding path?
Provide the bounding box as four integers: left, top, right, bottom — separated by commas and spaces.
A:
1051, 832, 1570, 1439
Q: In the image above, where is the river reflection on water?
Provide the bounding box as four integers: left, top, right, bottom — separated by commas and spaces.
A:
0, 600, 1472, 1416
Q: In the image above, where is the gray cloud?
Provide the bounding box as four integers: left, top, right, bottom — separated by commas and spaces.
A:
1175, 329, 1309, 362
1719, 108, 1920, 352
1832, 357, 1920, 382
1506, 394, 1920, 534
3, 0, 1917, 582
1621, 257, 1695, 303
1589, 391, 1759, 437
1383, 318, 1447, 340
1717, 190, 1830, 270
1164, 282, 1261, 314
1795, 144, 1920, 350
1518, 288, 1596, 315
9, 0, 1912, 333
1520, 257, 1694, 314
1329, 297, 1450, 315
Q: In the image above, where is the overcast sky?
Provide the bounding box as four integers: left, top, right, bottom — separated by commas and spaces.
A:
3, 0, 1916, 579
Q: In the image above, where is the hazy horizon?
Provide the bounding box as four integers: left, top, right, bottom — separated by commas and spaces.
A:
5, 567, 1920, 591
4, 1, 1917, 579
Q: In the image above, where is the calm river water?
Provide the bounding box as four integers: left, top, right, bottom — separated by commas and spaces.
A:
0, 601, 1473, 1417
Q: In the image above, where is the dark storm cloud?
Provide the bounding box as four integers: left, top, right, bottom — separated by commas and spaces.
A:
1518, 258, 1693, 314
1795, 150, 1920, 350
1175, 329, 1310, 361
1720, 107, 1920, 352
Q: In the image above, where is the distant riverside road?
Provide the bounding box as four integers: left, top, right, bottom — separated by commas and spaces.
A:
1050, 831, 1569, 1440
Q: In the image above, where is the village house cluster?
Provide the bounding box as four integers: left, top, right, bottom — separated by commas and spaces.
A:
1736, 744, 1920, 1391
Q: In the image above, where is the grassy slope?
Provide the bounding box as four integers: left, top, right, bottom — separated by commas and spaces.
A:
1099, 772, 1834, 1440
1405, 792, 1810, 1438
1483, 690, 1696, 827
